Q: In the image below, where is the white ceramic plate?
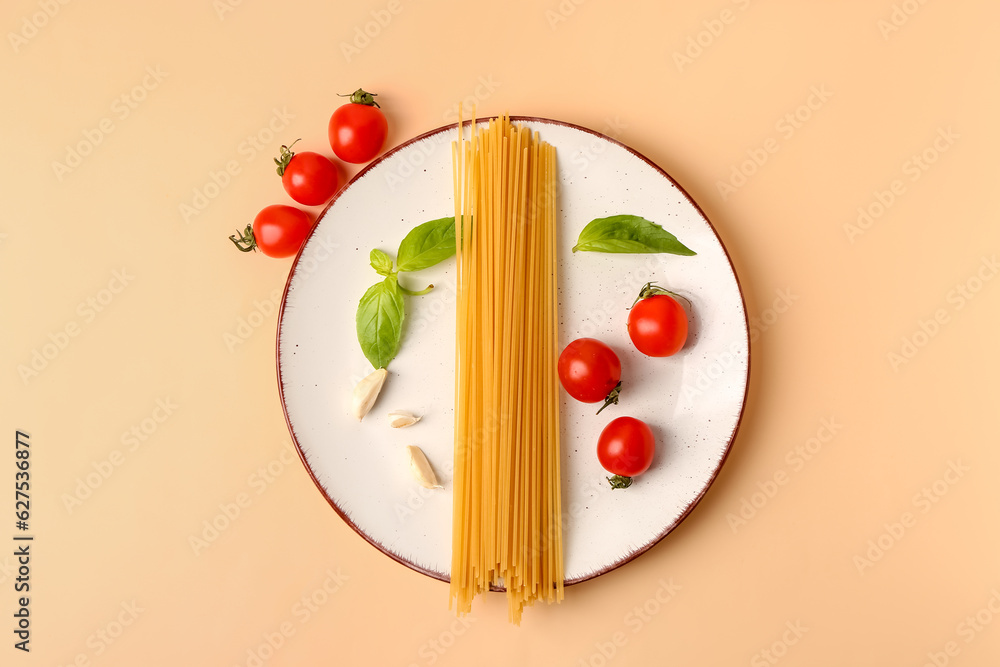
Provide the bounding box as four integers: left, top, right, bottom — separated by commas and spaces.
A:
277, 118, 749, 585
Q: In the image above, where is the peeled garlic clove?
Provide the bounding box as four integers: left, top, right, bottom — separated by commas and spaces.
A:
406, 445, 443, 489
351, 368, 387, 421
388, 410, 421, 428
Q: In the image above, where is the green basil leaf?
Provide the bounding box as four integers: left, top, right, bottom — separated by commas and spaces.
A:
355, 277, 405, 370
370, 248, 394, 276
396, 217, 456, 272
572, 215, 696, 256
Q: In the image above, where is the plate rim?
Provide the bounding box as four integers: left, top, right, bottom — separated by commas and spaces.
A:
275, 115, 751, 587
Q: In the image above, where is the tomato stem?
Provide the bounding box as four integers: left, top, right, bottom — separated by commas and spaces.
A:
273, 138, 301, 177
607, 475, 633, 489
595, 381, 623, 415
629, 281, 691, 309
229, 224, 257, 253
339, 88, 380, 108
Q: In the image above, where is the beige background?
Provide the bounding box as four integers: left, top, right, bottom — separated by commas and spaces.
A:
3, 1, 999, 665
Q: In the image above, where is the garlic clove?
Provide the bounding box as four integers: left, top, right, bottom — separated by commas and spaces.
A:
406, 445, 443, 489
350, 368, 388, 421
388, 410, 421, 428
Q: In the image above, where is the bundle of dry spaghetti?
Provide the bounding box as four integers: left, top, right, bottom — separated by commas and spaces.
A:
449, 111, 564, 624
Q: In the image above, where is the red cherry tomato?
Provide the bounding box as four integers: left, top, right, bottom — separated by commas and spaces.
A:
275, 141, 339, 206
252, 205, 312, 258
597, 416, 655, 488
328, 88, 388, 164
557, 338, 622, 410
229, 205, 312, 259
627, 283, 689, 357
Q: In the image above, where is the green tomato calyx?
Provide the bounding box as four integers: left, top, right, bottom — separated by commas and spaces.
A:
341, 88, 380, 108
273, 139, 301, 177
229, 224, 257, 253
629, 282, 689, 309
607, 475, 633, 489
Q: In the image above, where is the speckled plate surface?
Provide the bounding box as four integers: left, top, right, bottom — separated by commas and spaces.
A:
277, 117, 749, 585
